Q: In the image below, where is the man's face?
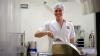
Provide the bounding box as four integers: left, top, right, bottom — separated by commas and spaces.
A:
55, 8, 63, 17
54, 8, 63, 21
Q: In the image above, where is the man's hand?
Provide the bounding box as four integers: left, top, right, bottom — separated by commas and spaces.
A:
46, 31, 54, 38
70, 37, 75, 44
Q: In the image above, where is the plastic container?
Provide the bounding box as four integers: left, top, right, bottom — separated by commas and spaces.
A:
27, 41, 37, 56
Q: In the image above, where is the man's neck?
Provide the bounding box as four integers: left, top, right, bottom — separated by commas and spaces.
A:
57, 17, 64, 28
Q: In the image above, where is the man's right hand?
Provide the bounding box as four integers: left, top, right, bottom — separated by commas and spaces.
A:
34, 31, 54, 38
46, 31, 54, 38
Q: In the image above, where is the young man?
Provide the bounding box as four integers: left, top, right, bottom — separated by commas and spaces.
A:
34, 4, 75, 44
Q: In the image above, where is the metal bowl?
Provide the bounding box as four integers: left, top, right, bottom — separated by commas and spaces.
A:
52, 42, 81, 56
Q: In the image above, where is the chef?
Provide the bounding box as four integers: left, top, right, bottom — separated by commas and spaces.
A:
35, 5, 77, 55
34, 4, 75, 44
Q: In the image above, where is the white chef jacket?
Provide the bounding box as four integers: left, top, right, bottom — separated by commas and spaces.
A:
38, 20, 75, 43
37, 20, 75, 54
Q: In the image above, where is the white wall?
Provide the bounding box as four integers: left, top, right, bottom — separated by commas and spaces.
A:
20, 0, 55, 52
20, 0, 55, 41
18, 0, 95, 52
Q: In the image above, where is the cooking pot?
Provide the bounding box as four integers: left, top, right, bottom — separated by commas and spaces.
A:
52, 40, 80, 56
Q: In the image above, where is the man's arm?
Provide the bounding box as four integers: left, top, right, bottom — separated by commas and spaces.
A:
34, 31, 54, 38
34, 31, 47, 38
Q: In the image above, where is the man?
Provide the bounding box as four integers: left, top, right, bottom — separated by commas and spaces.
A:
34, 4, 75, 44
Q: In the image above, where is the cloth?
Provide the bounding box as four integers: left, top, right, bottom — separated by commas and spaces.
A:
38, 20, 75, 43
37, 20, 75, 53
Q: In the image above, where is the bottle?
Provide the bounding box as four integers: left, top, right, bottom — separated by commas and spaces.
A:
27, 41, 37, 56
